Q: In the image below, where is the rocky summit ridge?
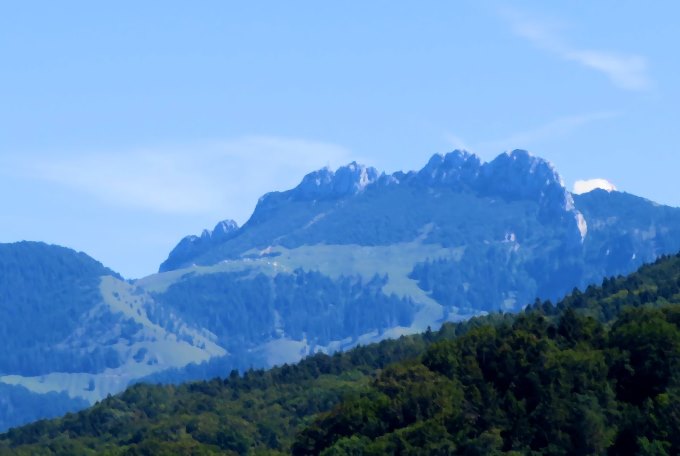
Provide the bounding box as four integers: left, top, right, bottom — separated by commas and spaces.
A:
162, 149, 586, 272
264, 149, 572, 208
293, 161, 380, 200
159, 219, 239, 272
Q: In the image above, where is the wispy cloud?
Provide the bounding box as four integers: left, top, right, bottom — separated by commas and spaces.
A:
563, 50, 648, 91
443, 133, 471, 151
7, 136, 356, 222
470, 111, 620, 157
479, 111, 619, 152
503, 9, 651, 91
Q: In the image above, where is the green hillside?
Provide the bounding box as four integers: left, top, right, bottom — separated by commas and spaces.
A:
2, 254, 680, 455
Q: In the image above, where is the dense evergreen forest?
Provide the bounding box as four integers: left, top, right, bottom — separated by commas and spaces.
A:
151, 270, 416, 348
2, 254, 680, 455
0, 242, 119, 375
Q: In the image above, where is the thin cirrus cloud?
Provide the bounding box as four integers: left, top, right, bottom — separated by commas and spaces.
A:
478, 110, 620, 153
503, 9, 651, 91
10, 136, 356, 223
449, 110, 620, 159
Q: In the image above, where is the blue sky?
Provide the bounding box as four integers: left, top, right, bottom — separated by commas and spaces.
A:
1, 1, 679, 278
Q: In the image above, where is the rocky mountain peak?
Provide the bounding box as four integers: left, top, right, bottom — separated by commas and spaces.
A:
211, 219, 239, 240
416, 150, 482, 187
479, 149, 573, 213
159, 219, 239, 272
293, 162, 380, 200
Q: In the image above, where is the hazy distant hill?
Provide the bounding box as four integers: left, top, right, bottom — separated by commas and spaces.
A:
0, 242, 223, 430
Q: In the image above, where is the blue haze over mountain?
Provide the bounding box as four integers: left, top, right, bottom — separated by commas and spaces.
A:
2, 149, 680, 431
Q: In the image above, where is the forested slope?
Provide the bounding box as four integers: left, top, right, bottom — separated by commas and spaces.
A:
0, 242, 118, 375
2, 254, 680, 455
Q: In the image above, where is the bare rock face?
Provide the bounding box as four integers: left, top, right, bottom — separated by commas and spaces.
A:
415, 150, 482, 188
293, 162, 380, 200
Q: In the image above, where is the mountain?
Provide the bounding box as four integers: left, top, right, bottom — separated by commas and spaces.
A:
142, 149, 680, 369
2, 253, 679, 455
3, 149, 680, 432
159, 150, 585, 271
